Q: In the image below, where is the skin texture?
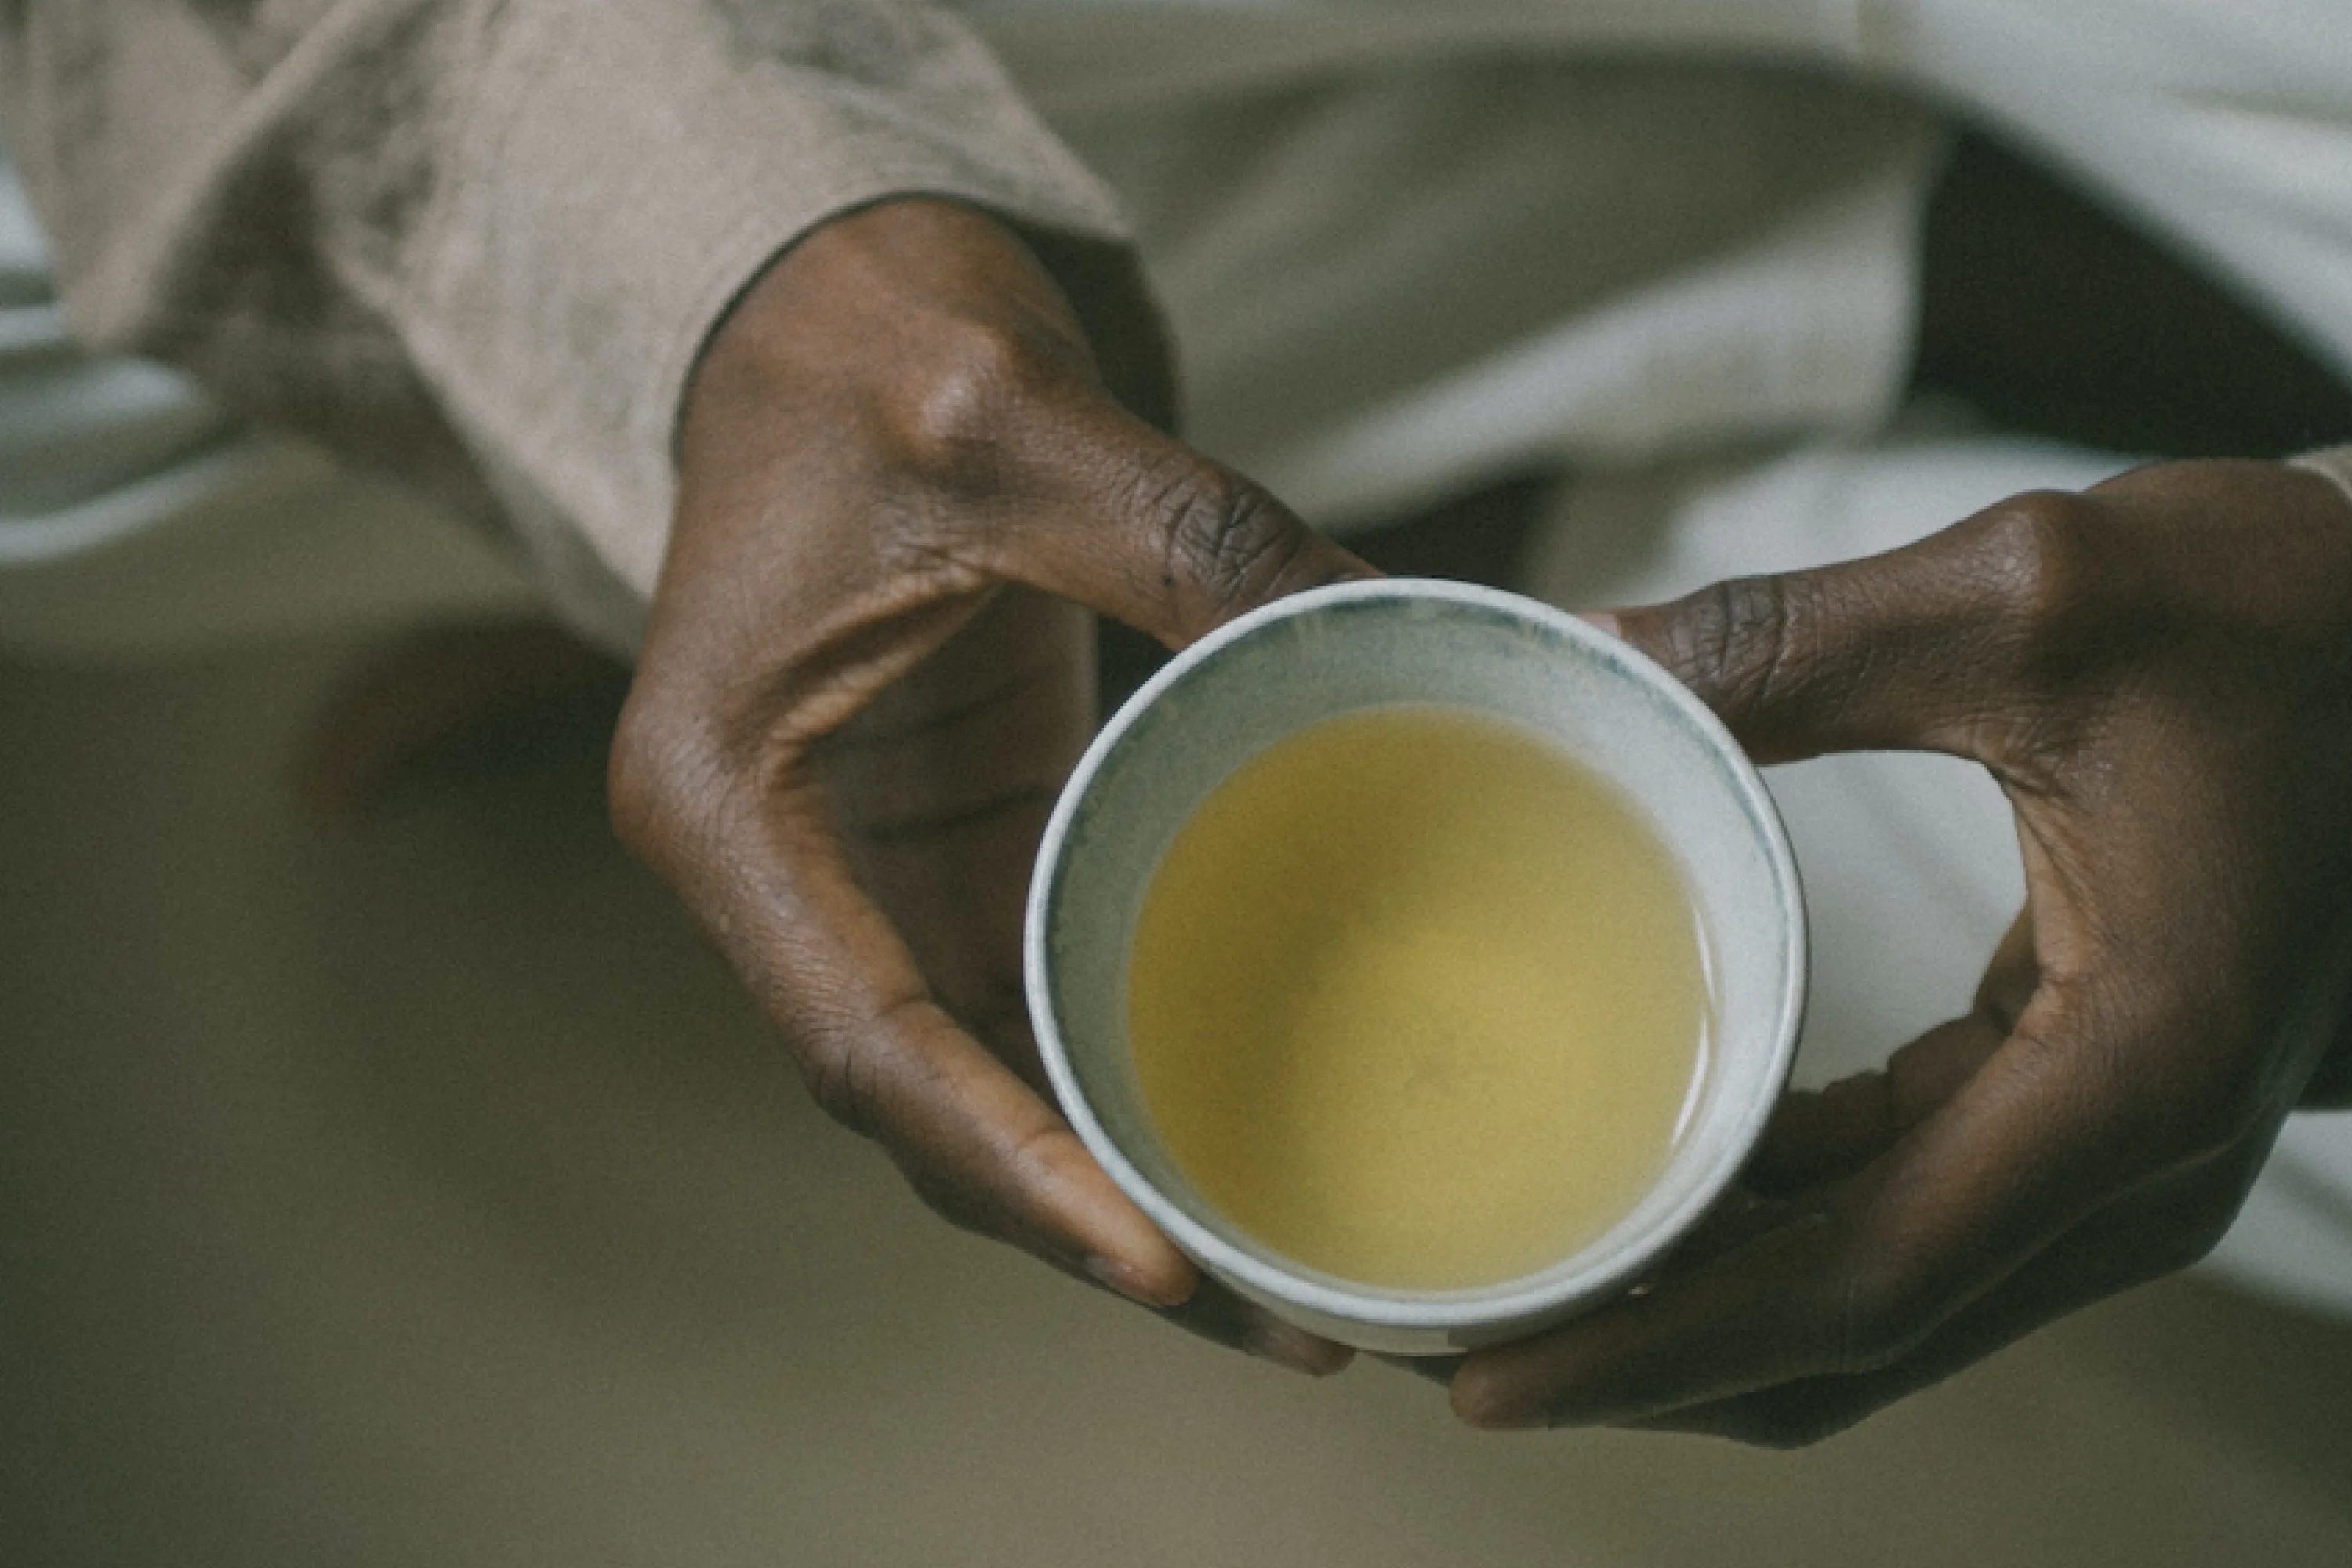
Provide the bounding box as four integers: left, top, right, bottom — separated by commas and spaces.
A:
608, 198, 1369, 1374
1448, 459, 2352, 1443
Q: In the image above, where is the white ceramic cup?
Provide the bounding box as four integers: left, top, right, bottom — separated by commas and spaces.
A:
1025, 579, 1805, 1355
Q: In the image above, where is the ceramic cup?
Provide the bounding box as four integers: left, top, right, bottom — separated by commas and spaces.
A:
1025, 579, 1805, 1355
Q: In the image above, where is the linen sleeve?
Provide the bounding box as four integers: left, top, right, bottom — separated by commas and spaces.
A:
0, 1, 1133, 642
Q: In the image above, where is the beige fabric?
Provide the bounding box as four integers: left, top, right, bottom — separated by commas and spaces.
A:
0, 1, 1128, 648
981, 42, 1947, 530
9, 2, 2350, 654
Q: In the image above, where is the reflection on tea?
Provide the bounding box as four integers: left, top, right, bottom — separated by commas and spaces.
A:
1127, 705, 1708, 1290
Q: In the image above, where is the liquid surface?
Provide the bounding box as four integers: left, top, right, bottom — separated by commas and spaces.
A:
1127, 706, 1708, 1290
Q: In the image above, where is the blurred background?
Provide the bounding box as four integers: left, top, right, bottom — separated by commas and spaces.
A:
5, 550, 2350, 1566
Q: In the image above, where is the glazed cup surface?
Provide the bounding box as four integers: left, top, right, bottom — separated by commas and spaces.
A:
1026, 579, 1805, 1355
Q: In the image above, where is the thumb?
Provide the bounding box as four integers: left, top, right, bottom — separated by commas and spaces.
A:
1599, 495, 2069, 767
982, 390, 1375, 648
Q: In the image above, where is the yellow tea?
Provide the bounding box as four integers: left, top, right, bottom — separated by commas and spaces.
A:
1126, 704, 1708, 1290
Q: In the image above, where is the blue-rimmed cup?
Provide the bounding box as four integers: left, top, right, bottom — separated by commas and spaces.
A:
1025, 579, 1804, 1355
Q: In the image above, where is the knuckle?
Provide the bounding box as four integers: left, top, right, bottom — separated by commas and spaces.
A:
799, 1027, 879, 1137
1670, 573, 1805, 717
1149, 465, 1308, 622
799, 995, 963, 1163
1972, 489, 2103, 669
892, 319, 1058, 489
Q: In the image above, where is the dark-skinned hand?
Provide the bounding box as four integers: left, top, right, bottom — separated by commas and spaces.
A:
608, 198, 1367, 1374
1451, 457, 2352, 1443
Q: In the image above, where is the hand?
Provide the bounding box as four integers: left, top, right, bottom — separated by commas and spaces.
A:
609, 198, 1367, 1370
1452, 458, 2352, 1441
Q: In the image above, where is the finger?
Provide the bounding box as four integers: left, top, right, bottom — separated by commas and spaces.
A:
1450, 981, 2160, 1430
615, 731, 1199, 1310
1745, 910, 2035, 1195
812, 592, 1094, 1091
1671, 910, 2038, 1279
1029, 1248, 1352, 1377
1602, 492, 2098, 766
1653, 1186, 1817, 1277
1632, 1156, 2252, 1446
785, 834, 1197, 1308
1744, 1014, 2007, 1196
966, 390, 1377, 648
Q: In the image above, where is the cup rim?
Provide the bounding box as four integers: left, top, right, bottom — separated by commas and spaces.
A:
1025, 577, 1806, 1334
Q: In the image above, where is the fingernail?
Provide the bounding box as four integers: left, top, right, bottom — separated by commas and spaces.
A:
1086, 1254, 1188, 1309
1245, 1323, 1354, 1377
1578, 610, 1622, 638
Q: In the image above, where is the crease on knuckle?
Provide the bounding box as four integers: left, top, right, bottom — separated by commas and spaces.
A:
1676, 574, 1805, 717
799, 1024, 877, 1136
1000, 1116, 1085, 1215
1152, 466, 1303, 622
802, 995, 935, 1139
